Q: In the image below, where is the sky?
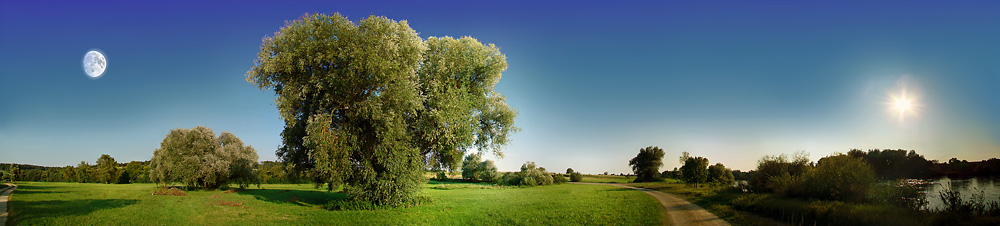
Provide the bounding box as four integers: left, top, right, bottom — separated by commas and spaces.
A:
1, 0, 998, 173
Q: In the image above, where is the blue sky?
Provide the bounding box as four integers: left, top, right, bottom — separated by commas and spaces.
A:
1, 0, 997, 173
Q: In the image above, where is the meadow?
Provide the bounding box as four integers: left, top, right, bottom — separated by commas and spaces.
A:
579, 174, 635, 184
7, 181, 663, 225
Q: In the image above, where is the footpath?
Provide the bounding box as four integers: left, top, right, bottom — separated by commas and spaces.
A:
0, 183, 16, 226
570, 182, 730, 226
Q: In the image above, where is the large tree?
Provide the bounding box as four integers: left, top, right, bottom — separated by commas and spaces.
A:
629, 146, 665, 182
149, 126, 259, 189
245, 13, 517, 206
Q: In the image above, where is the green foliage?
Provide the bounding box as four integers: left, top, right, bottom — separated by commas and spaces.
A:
749, 151, 811, 193
681, 156, 709, 184
96, 154, 118, 184
149, 126, 260, 189
936, 183, 1000, 216
501, 161, 554, 186
123, 161, 150, 184
324, 199, 378, 211
796, 154, 876, 202
569, 172, 583, 182
434, 171, 448, 181
551, 173, 567, 184
0, 169, 11, 182
708, 163, 734, 185
245, 13, 517, 207
848, 148, 935, 179
869, 180, 928, 210
460, 153, 500, 183
566, 168, 574, 174
629, 146, 665, 182
116, 171, 130, 184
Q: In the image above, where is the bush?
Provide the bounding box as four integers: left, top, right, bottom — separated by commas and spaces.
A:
708, 163, 734, 185
460, 153, 500, 183
749, 151, 811, 193
794, 154, 875, 202
570, 172, 583, 182
434, 171, 448, 181
552, 173, 567, 184
500, 161, 554, 187
325, 199, 378, 211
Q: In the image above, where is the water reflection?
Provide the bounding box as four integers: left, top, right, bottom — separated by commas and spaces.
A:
919, 177, 1000, 211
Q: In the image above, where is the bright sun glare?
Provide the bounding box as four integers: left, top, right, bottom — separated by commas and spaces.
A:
894, 96, 912, 113
888, 89, 919, 122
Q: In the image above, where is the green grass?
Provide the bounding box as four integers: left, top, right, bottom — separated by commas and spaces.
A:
580, 175, 634, 183
629, 181, 1000, 226
8, 181, 663, 225
629, 181, 777, 226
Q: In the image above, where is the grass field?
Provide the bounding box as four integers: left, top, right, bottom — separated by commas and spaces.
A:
580, 175, 635, 183
8, 181, 663, 225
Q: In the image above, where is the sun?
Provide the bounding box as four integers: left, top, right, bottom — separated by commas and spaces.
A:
894, 96, 912, 113
887, 89, 920, 122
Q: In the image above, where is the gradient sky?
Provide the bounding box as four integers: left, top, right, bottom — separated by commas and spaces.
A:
1, 1, 998, 173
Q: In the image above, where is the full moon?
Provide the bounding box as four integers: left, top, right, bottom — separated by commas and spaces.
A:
83, 50, 107, 78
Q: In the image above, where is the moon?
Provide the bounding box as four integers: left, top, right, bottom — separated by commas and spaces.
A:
83, 50, 107, 78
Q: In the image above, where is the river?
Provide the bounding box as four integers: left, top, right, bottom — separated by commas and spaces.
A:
918, 177, 1000, 211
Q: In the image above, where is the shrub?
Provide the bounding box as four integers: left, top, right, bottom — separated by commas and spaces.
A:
434, 171, 448, 181
749, 151, 811, 193
570, 172, 583, 182
795, 154, 875, 202
325, 199, 378, 211
551, 173, 568, 184
500, 161, 554, 186
461, 153, 500, 183
708, 163, 734, 185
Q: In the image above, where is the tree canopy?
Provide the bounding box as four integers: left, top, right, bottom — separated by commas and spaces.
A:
629, 146, 665, 182
149, 126, 259, 189
96, 154, 118, 184
245, 13, 517, 206
680, 156, 709, 184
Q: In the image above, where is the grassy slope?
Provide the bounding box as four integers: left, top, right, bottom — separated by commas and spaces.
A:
8, 181, 663, 225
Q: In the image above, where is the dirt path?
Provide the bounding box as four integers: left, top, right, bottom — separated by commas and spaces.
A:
0, 183, 16, 226
571, 182, 730, 226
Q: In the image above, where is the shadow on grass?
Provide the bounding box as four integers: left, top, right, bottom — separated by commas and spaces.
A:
9, 199, 139, 223
10, 189, 68, 194
14, 184, 66, 190
238, 189, 348, 206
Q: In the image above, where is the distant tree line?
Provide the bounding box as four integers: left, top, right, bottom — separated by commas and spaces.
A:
2, 155, 151, 184
440, 153, 567, 186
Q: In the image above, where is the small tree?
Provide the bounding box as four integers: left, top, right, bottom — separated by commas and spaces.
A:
150, 126, 260, 189
707, 163, 734, 185
461, 153, 484, 181
680, 156, 709, 184
629, 146, 665, 182
566, 168, 574, 174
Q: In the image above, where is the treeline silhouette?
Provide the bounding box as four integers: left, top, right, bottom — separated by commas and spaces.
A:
847, 149, 1000, 179
721, 149, 998, 181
